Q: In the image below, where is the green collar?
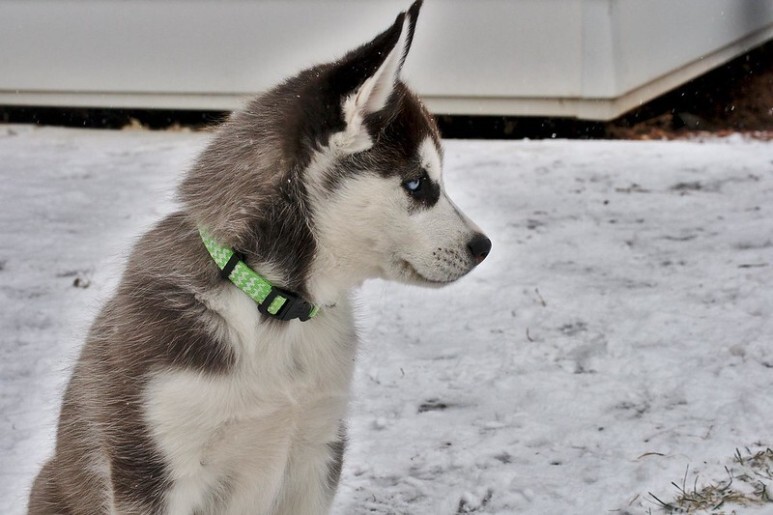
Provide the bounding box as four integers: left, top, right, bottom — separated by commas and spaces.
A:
199, 228, 319, 322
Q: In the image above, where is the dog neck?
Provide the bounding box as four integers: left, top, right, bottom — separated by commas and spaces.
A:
200, 228, 320, 322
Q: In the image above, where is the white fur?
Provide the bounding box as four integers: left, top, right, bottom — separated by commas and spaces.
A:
331, 97, 373, 154
309, 174, 400, 300
310, 149, 482, 290
84, 448, 116, 514
145, 286, 356, 515
418, 136, 443, 183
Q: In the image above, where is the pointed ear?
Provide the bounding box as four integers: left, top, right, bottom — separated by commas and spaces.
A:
353, 0, 423, 116
330, 0, 423, 153
403, 0, 423, 66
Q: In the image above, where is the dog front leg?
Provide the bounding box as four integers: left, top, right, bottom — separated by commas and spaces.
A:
273, 431, 346, 515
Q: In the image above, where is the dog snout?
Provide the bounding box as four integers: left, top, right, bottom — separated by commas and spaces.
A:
467, 233, 491, 264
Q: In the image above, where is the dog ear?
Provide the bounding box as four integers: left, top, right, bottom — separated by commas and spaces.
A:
329, 0, 423, 153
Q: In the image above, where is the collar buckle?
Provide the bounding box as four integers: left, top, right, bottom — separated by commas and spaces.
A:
258, 286, 314, 322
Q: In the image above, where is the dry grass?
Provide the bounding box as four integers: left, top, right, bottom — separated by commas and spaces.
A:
648, 448, 772, 514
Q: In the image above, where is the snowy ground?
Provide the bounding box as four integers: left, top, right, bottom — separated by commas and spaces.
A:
1, 125, 771, 514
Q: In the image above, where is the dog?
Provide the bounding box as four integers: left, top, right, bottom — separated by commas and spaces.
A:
28, 1, 490, 513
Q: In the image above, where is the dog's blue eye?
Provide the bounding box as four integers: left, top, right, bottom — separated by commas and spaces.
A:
405, 178, 422, 192
403, 172, 431, 197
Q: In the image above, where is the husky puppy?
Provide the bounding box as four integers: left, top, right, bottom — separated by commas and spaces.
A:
28, 1, 490, 513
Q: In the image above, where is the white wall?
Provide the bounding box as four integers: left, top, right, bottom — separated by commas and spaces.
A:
1, 0, 772, 120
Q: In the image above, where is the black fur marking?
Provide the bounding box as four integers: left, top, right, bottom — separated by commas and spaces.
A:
379, 82, 441, 160
327, 426, 348, 492
322, 82, 441, 195
240, 174, 317, 301
108, 413, 170, 512
403, 0, 424, 66
403, 170, 440, 210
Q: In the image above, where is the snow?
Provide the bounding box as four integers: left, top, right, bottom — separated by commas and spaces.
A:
1, 125, 771, 514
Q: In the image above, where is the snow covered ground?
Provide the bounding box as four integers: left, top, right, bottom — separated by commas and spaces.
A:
1, 125, 771, 514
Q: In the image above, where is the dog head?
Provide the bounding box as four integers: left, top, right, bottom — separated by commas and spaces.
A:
181, 0, 490, 302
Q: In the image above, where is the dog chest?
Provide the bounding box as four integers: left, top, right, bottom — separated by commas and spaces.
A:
142, 289, 357, 512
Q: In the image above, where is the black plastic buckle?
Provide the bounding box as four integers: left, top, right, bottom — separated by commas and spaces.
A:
220, 250, 244, 280
258, 287, 313, 322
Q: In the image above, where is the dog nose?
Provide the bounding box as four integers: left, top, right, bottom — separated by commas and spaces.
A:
467, 233, 491, 264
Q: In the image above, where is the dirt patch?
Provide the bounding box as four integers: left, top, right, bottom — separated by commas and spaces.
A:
607, 40, 773, 140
